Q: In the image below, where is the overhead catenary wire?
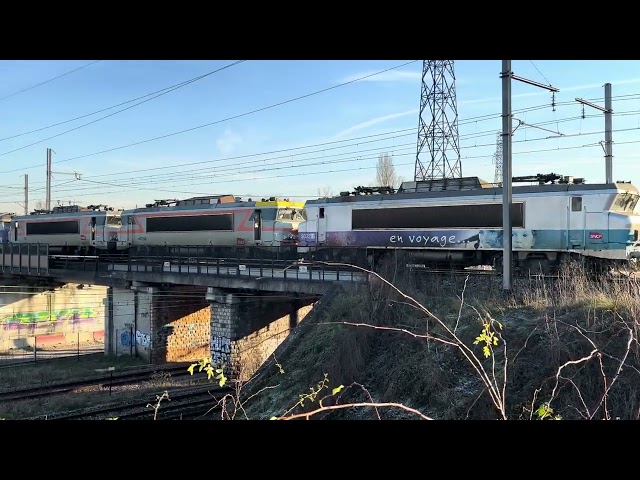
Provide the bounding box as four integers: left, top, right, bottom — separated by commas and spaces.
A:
3, 75, 640, 202
17, 111, 609, 190
2, 64, 639, 178
0, 135, 631, 204
0, 61, 247, 159
0, 60, 102, 103
1, 138, 616, 205
20, 122, 640, 199
0, 60, 422, 175
0, 61, 247, 143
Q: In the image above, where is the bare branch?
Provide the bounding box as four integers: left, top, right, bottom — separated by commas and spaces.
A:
454, 273, 470, 334
558, 375, 591, 418
320, 321, 458, 346
351, 382, 382, 420
589, 325, 635, 420
548, 349, 599, 408
511, 324, 540, 364
274, 402, 433, 421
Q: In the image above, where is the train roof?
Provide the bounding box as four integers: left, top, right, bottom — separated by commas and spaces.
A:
123, 196, 305, 214
305, 175, 640, 206
11, 205, 121, 221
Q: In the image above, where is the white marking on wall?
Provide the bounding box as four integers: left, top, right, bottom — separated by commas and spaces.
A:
211, 335, 231, 365
136, 330, 151, 348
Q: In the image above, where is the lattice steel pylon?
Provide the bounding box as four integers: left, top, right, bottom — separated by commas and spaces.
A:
492, 131, 503, 186
414, 60, 462, 181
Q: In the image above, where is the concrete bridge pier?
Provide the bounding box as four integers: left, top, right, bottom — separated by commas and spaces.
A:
105, 282, 211, 363
206, 287, 317, 380
104, 282, 318, 378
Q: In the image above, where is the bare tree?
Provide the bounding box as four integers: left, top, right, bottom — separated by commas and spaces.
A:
317, 186, 333, 198
375, 153, 397, 188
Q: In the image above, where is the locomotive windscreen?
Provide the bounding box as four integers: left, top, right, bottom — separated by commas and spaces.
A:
26, 220, 79, 235
146, 214, 233, 232
352, 203, 524, 229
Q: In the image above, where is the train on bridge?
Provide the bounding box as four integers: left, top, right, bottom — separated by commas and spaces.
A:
5, 196, 305, 257
3, 172, 640, 273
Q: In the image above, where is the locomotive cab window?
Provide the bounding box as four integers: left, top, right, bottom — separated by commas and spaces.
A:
277, 208, 306, 221
611, 193, 640, 213
571, 196, 582, 212
319, 208, 325, 219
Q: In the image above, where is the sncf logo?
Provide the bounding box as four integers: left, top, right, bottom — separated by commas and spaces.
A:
589, 232, 603, 240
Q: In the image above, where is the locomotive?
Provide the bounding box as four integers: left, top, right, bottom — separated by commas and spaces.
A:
8, 195, 305, 256
9, 204, 122, 254
296, 174, 640, 273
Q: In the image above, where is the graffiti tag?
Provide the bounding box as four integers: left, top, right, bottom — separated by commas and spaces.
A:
211, 335, 231, 366
1, 308, 97, 331
136, 330, 151, 348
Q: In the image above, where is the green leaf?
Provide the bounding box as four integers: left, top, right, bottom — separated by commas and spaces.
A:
187, 364, 196, 375
332, 385, 345, 396
483, 346, 490, 358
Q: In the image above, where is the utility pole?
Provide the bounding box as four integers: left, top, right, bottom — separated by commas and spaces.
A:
500, 61, 559, 290
24, 174, 28, 215
45, 148, 52, 212
576, 83, 613, 183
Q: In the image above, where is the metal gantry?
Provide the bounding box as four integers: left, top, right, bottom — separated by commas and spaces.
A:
415, 60, 462, 181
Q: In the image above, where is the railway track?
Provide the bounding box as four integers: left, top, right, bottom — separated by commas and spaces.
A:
31, 384, 234, 420
0, 363, 192, 403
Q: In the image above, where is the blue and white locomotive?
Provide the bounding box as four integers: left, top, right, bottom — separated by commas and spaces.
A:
296, 174, 640, 272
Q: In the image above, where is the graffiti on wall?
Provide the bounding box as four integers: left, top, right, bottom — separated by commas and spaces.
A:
211, 335, 231, 365
136, 330, 151, 348
1, 308, 98, 332
120, 330, 151, 348
120, 330, 133, 347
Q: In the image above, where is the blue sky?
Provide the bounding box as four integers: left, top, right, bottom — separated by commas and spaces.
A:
1, 59, 640, 213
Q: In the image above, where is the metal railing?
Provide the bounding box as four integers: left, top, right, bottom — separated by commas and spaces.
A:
0, 243, 49, 275
1, 243, 370, 284
0, 330, 104, 368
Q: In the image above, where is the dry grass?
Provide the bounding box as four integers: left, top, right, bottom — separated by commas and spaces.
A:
240, 254, 640, 420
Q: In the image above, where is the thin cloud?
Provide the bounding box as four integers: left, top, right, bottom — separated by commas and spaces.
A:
339, 70, 422, 83
216, 129, 242, 155
335, 109, 418, 138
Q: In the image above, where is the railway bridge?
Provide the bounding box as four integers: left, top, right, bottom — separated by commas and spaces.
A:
0, 243, 369, 377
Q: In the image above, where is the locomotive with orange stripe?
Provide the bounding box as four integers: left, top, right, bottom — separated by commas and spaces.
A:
116, 195, 305, 254
9, 204, 123, 254
7, 195, 306, 256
